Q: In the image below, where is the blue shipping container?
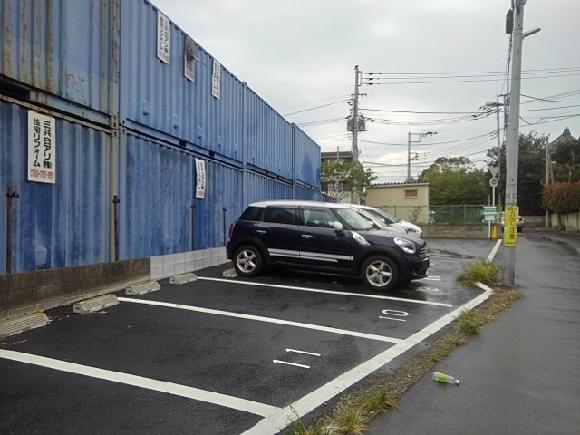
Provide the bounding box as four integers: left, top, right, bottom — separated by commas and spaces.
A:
117, 130, 245, 258
0, 0, 117, 116
294, 126, 321, 188
294, 184, 325, 202
119, 0, 243, 162
244, 88, 293, 179
0, 100, 111, 274
245, 171, 293, 206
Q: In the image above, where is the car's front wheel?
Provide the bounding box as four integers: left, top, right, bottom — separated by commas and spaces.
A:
233, 245, 264, 277
361, 255, 399, 291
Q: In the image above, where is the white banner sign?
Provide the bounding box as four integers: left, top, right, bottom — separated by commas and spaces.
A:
211, 59, 221, 99
184, 36, 196, 81
195, 159, 206, 199
28, 111, 56, 184
157, 11, 170, 64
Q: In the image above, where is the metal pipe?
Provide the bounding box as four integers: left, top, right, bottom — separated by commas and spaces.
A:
222, 207, 228, 246
5, 187, 20, 274
191, 202, 196, 250
112, 195, 120, 261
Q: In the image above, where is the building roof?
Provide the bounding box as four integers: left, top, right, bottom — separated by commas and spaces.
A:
550, 127, 576, 145
367, 182, 430, 189
321, 150, 354, 160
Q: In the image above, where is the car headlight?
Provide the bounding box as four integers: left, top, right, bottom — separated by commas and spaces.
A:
394, 237, 416, 254
352, 231, 370, 246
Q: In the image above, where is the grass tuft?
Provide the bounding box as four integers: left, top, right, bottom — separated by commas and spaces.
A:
326, 403, 367, 435
457, 260, 500, 286
457, 310, 482, 335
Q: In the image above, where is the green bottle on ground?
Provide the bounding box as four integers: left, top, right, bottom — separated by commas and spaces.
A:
432, 371, 460, 385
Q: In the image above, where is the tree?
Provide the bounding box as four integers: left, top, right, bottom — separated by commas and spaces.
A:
418, 157, 488, 205
551, 128, 580, 182
487, 132, 548, 215
322, 160, 376, 201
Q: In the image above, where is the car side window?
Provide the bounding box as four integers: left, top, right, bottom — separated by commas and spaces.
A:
302, 208, 336, 228
263, 207, 297, 225
240, 206, 263, 221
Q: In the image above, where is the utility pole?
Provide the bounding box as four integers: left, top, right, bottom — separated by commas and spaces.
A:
502, 0, 540, 286
352, 65, 360, 162
545, 141, 550, 228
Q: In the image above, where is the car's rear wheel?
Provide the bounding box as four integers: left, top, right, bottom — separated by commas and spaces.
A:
233, 245, 263, 277
361, 255, 399, 291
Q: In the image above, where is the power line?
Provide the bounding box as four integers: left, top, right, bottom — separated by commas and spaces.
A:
364, 66, 580, 76
284, 100, 349, 116
360, 131, 495, 147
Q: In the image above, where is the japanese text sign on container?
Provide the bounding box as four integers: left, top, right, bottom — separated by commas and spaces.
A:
157, 11, 170, 64
504, 206, 518, 247
27, 111, 56, 184
211, 60, 221, 99
195, 159, 206, 199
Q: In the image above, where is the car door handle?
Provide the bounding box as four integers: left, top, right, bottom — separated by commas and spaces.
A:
301, 234, 314, 239
256, 230, 267, 234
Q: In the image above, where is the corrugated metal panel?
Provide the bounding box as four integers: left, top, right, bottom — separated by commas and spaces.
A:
0, 100, 111, 274
119, 0, 243, 161
294, 126, 321, 188
294, 185, 324, 202
117, 130, 193, 259
244, 88, 293, 179
117, 130, 244, 257
245, 171, 293, 205
195, 160, 243, 249
0, 0, 116, 115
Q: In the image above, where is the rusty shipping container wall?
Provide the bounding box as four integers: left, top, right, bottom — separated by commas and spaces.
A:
244, 88, 293, 180
117, 130, 246, 259
294, 126, 321, 188
0, 100, 111, 274
119, 0, 243, 162
0, 0, 117, 116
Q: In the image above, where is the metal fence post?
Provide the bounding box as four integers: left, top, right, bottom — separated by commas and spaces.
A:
222, 207, 228, 246
112, 195, 120, 261
5, 188, 20, 274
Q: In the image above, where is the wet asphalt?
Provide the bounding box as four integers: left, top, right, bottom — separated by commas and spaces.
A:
368, 231, 580, 435
0, 238, 494, 434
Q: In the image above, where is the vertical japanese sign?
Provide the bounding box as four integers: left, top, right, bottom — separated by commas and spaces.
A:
28, 111, 56, 184
184, 36, 196, 81
503, 206, 518, 247
211, 59, 221, 99
157, 11, 170, 64
195, 159, 206, 199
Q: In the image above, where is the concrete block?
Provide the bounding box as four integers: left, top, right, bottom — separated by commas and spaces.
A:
73, 295, 119, 314
0, 312, 50, 338
125, 281, 160, 296
169, 273, 198, 285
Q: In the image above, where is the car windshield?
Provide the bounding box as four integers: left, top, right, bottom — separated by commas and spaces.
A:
356, 209, 388, 229
334, 208, 374, 231
367, 207, 400, 224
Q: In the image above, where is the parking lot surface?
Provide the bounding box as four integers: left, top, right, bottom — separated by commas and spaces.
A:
0, 238, 495, 434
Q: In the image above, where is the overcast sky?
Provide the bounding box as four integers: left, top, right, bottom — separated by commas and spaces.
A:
157, 0, 580, 181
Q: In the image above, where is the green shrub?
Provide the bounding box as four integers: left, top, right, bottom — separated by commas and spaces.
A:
457, 260, 499, 286
543, 181, 580, 213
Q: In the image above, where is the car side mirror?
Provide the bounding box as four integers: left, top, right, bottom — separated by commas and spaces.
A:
333, 221, 344, 232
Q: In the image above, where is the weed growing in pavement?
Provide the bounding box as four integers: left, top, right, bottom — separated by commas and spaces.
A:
325, 402, 367, 435
355, 389, 398, 417
288, 407, 332, 435
458, 310, 482, 335
458, 260, 500, 286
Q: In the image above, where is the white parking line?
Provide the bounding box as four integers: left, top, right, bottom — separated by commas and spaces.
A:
419, 276, 441, 282
196, 276, 452, 308
118, 297, 402, 344
0, 349, 280, 418
273, 360, 310, 369
242, 283, 494, 434
487, 239, 502, 263
286, 349, 321, 357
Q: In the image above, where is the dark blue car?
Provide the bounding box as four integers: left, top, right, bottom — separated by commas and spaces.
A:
226, 201, 430, 291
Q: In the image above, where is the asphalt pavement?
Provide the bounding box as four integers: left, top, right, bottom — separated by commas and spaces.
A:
0, 238, 495, 434
368, 232, 580, 435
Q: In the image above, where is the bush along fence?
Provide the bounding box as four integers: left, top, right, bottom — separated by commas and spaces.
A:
543, 181, 580, 231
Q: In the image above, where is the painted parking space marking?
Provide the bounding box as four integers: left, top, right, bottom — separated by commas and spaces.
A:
273, 360, 310, 369
379, 309, 409, 322
0, 349, 280, 418
242, 283, 495, 434
196, 276, 452, 308
118, 297, 402, 344
419, 276, 442, 281
286, 349, 321, 357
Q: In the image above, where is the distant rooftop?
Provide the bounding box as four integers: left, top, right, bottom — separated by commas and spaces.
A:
368, 182, 430, 188
321, 150, 354, 160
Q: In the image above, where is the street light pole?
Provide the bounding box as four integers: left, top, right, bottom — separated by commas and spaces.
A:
502, 0, 539, 286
